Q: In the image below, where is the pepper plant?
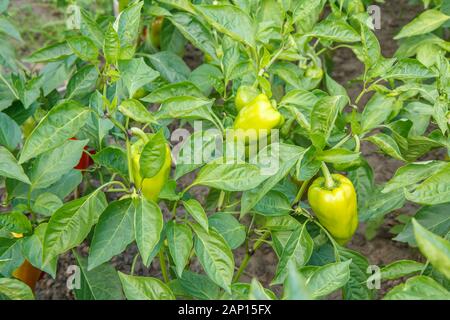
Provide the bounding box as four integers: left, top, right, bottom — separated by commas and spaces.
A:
0, 0, 449, 300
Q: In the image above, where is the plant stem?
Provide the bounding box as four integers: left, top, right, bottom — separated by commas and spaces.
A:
233, 231, 270, 283
159, 247, 169, 283
293, 178, 310, 205
217, 191, 225, 211
321, 162, 335, 189
130, 253, 139, 276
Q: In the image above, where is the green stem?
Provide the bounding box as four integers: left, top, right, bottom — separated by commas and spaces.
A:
159, 247, 169, 283
293, 179, 310, 205
233, 231, 270, 283
321, 162, 335, 189
354, 134, 361, 153
126, 138, 135, 186
130, 253, 139, 276
217, 191, 225, 211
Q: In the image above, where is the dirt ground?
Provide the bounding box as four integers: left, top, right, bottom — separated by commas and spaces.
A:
14, 0, 430, 299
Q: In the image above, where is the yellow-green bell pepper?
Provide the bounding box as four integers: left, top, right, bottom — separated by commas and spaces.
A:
235, 85, 260, 112
308, 173, 358, 245
131, 137, 172, 201
233, 93, 283, 140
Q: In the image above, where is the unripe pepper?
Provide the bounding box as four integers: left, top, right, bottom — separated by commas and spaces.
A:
308, 173, 358, 245
11, 233, 42, 291
235, 86, 260, 112
233, 93, 283, 140
131, 137, 172, 201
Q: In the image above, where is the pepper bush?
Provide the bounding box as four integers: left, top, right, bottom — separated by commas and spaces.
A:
0, 0, 449, 300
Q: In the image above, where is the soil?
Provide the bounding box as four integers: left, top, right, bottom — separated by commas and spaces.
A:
7, 1, 433, 300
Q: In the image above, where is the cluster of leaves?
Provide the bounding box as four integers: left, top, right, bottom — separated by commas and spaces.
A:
0, 0, 449, 300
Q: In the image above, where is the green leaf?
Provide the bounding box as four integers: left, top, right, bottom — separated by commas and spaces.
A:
293, 0, 326, 33
254, 190, 291, 216
241, 144, 305, 215
167, 221, 193, 277
26, 42, 72, 63
395, 203, 450, 246
67, 36, 98, 62
316, 148, 360, 164
148, 51, 191, 83
208, 212, 246, 250
383, 161, 448, 193
395, 10, 450, 39
80, 9, 104, 48
118, 99, 156, 124
384, 276, 450, 300
272, 223, 313, 285
74, 251, 124, 300
308, 16, 360, 42
248, 279, 273, 300
0, 278, 34, 300
433, 98, 448, 135
118, 272, 175, 300
141, 81, 204, 103
183, 199, 209, 233
43, 190, 107, 263
0, 211, 32, 234
413, 219, 450, 279
366, 133, 405, 161
139, 131, 167, 179
168, 13, 217, 61
19, 101, 89, 164
0, 237, 23, 277
91, 146, 128, 177
282, 261, 313, 300
305, 260, 351, 298
0, 112, 21, 151
339, 247, 374, 300
175, 270, 221, 300
310, 96, 344, 150
103, 24, 120, 64
191, 223, 234, 293
359, 186, 405, 222
195, 4, 255, 48
29, 139, 87, 189
22, 223, 57, 277
193, 162, 268, 192
361, 93, 396, 133
65, 65, 99, 100
380, 260, 424, 280
134, 198, 163, 267
157, 96, 215, 123
384, 59, 436, 80
118, 58, 160, 98
88, 199, 135, 270
113, 1, 143, 59
406, 164, 450, 205
0, 16, 22, 41
0, 146, 30, 184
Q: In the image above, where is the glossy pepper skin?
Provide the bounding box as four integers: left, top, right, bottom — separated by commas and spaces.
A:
233, 93, 283, 140
131, 138, 172, 202
11, 233, 42, 291
235, 86, 260, 112
308, 174, 358, 245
